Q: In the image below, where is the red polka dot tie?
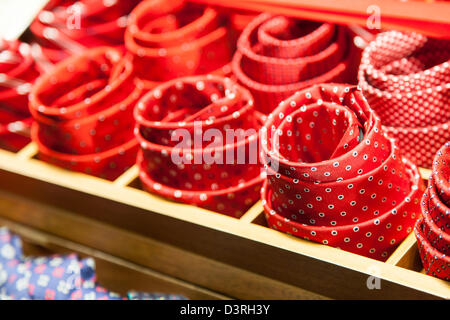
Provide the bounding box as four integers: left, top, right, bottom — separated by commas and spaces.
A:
31, 0, 140, 63
415, 141, 450, 280
358, 31, 450, 169
232, 13, 357, 114
260, 83, 425, 261
29, 47, 142, 180
135, 75, 264, 217
125, 0, 233, 89
0, 40, 40, 151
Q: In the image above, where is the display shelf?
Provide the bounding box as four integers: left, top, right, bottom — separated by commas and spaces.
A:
0, 142, 448, 300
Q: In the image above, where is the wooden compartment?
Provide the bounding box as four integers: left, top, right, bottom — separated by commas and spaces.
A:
0, 142, 448, 299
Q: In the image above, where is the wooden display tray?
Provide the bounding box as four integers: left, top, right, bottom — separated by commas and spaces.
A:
0, 142, 448, 300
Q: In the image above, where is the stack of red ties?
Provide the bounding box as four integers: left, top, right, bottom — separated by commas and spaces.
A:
358, 31, 450, 168
415, 142, 450, 281
30, 0, 140, 63
134, 75, 264, 217
232, 13, 357, 114
29, 47, 141, 180
0, 40, 40, 152
260, 83, 424, 260
125, 0, 233, 89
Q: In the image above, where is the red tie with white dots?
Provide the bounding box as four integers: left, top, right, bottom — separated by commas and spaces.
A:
260, 83, 425, 261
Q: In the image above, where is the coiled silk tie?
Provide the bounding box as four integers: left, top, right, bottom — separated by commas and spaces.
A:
415, 141, 450, 281
260, 83, 424, 261
134, 75, 264, 217
232, 13, 357, 114
0, 40, 40, 151
29, 47, 141, 180
359, 31, 450, 168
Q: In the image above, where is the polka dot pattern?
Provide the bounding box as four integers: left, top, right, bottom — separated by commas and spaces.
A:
415, 141, 450, 281
0, 40, 40, 151
30, 0, 140, 63
125, 0, 232, 86
358, 31, 450, 168
135, 75, 264, 217
232, 13, 357, 114
261, 83, 424, 261
29, 47, 142, 180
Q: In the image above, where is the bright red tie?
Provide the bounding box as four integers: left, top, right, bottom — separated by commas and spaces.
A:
232, 13, 358, 114
358, 31, 450, 169
30, 0, 140, 63
260, 83, 424, 261
135, 75, 264, 217
29, 47, 141, 180
0, 40, 40, 152
125, 0, 233, 89
415, 141, 450, 280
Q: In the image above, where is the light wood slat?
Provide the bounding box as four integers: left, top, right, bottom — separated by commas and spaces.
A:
113, 165, 139, 187
239, 201, 264, 223
15, 142, 38, 161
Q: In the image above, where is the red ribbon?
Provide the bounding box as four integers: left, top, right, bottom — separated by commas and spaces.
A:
260, 83, 424, 261
359, 31, 450, 169
232, 13, 357, 113
415, 141, 450, 280
29, 47, 141, 180
135, 75, 264, 217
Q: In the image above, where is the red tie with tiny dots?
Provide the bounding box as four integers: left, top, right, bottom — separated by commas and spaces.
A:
415, 141, 450, 281
359, 31, 450, 169
0, 40, 40, 152
232, 13, 358, 114
260, 83, 425, 261
29, 47, 142, 180
134, 75, 264, 217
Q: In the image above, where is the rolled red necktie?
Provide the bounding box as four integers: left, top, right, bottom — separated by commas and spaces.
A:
415, 142, 449, 281
31, 0, 140, 63
135, 75, 264, 217
29, 47, 141, 180
232, 13, 357, 114
125, 0, 232, 87
0, 40, 40, 151
358, 31, 450, 169
260, 84, 424, 261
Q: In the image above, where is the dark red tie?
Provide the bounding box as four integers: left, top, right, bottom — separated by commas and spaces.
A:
125, 0, 233, 89
358, 31, 450, 169
29, 47, 141, 180
30, 0, 140, 63
232, 13, 357, 114
260, 83, 424, 261
415, 141, 450, 280
0, 40, 40, 152
134, 75, 264, 217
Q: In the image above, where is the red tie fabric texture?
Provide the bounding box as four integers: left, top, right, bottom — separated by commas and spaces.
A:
260, 84, 424, 260
415, 142, 450, 281
31, 0, 140, 64
232, 13, 358, 114
125, 0, 233, 89
135, 75, 264, 217
29, 47, 141, 180
0, 40, 40, 152
358, 31, 450, 169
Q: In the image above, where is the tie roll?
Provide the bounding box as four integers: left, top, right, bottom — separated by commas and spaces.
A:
29, 47, 141, 180
0, 40, 40, 151
260, 84, 424, 260
358, 31, 450, 168
135, 75, 264, 217
415, 142, 449, 281
233, 14, 356, 114
125, 0, 232, 86
31, 0, 140, 63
